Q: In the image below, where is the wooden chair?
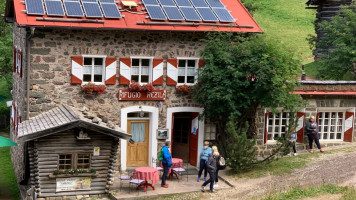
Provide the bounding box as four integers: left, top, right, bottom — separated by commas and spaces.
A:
172, 161, 189, 182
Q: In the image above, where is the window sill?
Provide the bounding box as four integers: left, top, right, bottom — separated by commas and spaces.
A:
48, 173, 97, 179
81, 82, 105, 86
176, 83, 196, 86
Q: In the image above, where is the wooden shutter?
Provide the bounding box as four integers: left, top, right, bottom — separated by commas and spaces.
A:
17, 49, 22, 78
105, 57, 117, 85
167, 59, 178, 85
264, 112, 269, 144
198, 58, 205, 68
190, 112, 199, 166
71, 56, 83, 84
152, 58, 164, 85
296, 109, 305, 143
119, 58, 131, 85
344, 108, 354, 142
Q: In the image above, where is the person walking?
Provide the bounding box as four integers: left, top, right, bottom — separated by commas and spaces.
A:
212, 145, 220, 188
161, 141, 173, 188
288, 131, 298, 156
306, 116, 324, 153
197, 141, 212, 182
201, 152, 219, 193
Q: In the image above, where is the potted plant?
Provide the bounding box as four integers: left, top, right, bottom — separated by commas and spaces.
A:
176, 84, 192, 95
81, 82, 106, 94
129, 81, 155, 92
49, 168, 97, 178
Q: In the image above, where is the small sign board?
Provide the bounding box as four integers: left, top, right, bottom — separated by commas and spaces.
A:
93, 147, 100, 156
118, 90, 167, 101
56, 177, 91, 192
157, 129, 168, 139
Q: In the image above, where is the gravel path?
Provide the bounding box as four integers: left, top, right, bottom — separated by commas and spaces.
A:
178, 144, 356, 200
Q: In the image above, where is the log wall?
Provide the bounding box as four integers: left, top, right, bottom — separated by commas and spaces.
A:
35, 130, 117, 197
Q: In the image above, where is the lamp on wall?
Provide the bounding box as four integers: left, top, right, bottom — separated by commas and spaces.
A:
139, 106, 144, 118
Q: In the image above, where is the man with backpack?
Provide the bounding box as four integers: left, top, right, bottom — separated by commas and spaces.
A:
160, 141, 172, 188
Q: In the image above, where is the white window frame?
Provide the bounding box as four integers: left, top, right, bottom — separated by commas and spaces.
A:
177, 57, 199, 86
267, 111, 292, 143
130, 56, 153, 84
317, 110, 345, 141
204, 123, 217, 140
82, 55, 106, 85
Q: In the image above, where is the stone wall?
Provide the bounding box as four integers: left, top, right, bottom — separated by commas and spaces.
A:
11, 23, 28, 183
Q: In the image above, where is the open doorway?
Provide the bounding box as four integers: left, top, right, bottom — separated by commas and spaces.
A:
172, 113, 191, 162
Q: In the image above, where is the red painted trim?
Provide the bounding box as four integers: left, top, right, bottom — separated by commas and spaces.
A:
105, 57, 117, 67
119, 75, 130, 85
152, 76, 163, 86
198, 59, 205, 68
120, 58, 131, 67
118, 89, 166, 101
264, 112, 269, 144
296, 112, 305, 143
71, 74, 82, 84
19, 50, 22, 78
105, 76, 116, 85
167, 59, 177, 68
153, 58, 163, 68
293, 91, 356, 95
166, 76, 177, 86
71, 56, 83, 65
344, 112, 354, 142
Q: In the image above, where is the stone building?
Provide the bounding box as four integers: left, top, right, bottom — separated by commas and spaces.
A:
4, 0, 262, 197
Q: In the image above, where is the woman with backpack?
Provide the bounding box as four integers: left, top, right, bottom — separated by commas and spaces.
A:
160, 141, 172, 188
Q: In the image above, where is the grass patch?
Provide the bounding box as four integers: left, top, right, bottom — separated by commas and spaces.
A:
262, 184, 348, 200
303, 61, 321, 79
243, 0, 316, 63
0, 147, 19, 200
236, 146, 356, 179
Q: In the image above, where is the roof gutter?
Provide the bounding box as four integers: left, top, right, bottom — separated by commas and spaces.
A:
136, 21, 254, 28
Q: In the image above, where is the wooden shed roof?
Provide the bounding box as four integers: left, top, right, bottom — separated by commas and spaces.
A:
18, 105, 131, 142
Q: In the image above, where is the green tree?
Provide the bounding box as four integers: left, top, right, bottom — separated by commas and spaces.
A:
193, 33, 304, 160
314, 5, 356, 80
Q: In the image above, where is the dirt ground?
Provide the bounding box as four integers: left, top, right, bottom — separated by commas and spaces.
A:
190, 144, 356, 200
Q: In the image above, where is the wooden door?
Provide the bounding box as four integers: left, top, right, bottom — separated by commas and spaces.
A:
189, 113, 199, 166
127, 120, 149, 166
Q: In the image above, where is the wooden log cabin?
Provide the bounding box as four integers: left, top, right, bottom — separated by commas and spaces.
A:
17, 105, 130, 199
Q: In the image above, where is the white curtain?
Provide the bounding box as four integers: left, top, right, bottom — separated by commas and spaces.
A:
131, 122, 145, 143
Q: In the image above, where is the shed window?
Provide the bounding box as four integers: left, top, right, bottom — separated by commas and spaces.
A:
204, 124, 216, 140
177, 59, 198, 84
59, 154, 72, 170
131, 58, 151, 83
83, 57, 105, 83
77, 154, 91, 169
318, 112, 344, 140
267, 112, 290, 141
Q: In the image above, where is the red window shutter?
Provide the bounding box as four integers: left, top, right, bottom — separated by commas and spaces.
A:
119, 58, 131, 85
344, 110, 354, 142
18, 50, 23, 78
296, 111, 305, 143
13, 47, 16, 73
152, 58, 164, 85
198, 58, 205, 68
105, 57, 117, 85
167, 59, 178, 85
264, 112, 269, 144
71, 56, 83, 84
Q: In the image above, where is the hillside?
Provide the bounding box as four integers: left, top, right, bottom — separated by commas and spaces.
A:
243, 0, 316, 64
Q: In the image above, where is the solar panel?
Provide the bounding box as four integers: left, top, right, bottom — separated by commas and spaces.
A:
99, 0, 115, 3
82, 2, 103, 17
174, 0, 191, 7
25, 0, 45, 15
142, 0, 159, 5
213, 8, 234, 22
196, 7, 218, 21
205, 0, 224, 8
162, 6, 184, 20
100, 3, 121, 18
159, 0, 175, 6
82, 0, 97, 2
45, 0, 65, 16
189, 0, 208, 7
145, 5, 167, 20
64, 1, 84, 17
179, 6, 201, 21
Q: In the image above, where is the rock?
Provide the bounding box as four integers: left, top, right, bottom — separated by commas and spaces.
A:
92, 117, 101, 124
80, 106, 88, 112
101, 117, 108, 123
86, 112, 95, 119
107, 121, 115, 129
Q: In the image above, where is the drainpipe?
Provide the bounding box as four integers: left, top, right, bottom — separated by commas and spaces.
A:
26, 27, 35, 120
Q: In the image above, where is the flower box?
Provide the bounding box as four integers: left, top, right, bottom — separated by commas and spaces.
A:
176, 84, 192, 95
81, 82, 106, 94
129, 81, 154, 92
49, 168, 97, 178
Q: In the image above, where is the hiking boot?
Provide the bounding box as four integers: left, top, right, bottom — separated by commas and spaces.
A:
210, 189, 215, 193
320, 148, 324, 153
201, 186, 205, 192
197, 177, 200, 182
309, 149, 313, 153
161, 184, 168, 188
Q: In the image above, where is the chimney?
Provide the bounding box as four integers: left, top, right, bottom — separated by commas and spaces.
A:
301, 65, 306, 80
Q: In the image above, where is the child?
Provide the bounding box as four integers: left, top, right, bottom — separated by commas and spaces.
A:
288, 132, 298, 156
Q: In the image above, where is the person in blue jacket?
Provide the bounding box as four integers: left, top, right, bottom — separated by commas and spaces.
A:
197, 141, 212, 182
161, 141, 173, 188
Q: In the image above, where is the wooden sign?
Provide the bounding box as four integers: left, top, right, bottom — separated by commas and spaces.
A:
118, 89, 167, 101
56, 177, 91, 192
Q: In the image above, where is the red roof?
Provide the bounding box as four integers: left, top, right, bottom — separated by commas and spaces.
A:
13, 0, 262, 32
293, 91, 356, 95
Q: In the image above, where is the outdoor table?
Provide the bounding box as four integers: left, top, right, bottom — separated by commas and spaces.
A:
161, 158, 183, 179
132, 167, 159, 192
